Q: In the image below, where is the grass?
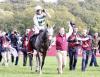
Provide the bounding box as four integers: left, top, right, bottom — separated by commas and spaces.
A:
0, 56, 100, 77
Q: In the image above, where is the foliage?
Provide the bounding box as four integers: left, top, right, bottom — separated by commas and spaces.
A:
0, 0, 100, 33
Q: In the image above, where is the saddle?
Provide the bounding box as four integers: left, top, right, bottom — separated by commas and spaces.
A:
29, 30, 44, 49
30, 34, 38, 49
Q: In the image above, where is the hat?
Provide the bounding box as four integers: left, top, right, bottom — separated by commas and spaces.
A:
35, 5, 42, 11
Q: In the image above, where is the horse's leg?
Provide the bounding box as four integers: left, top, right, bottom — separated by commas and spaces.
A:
37, 52, 42, 74
35, 53, 39, 72
41, 52, 46, 70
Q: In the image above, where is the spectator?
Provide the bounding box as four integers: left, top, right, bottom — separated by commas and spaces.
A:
53, 21, 73, 74
90, 32, 100, 67
68, 26, 81, 71
9, 31, 19, 65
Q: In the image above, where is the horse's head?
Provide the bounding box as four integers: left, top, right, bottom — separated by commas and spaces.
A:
39, 25, 54, 51
41, 27, 53, 42
47, 26, 54, 41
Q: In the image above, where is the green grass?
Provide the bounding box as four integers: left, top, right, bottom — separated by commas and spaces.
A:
0, 56, 100, 77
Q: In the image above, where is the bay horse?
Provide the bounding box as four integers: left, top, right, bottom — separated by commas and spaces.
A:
29, 26, 54, 74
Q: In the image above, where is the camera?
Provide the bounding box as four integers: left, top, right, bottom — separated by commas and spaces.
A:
42, 9, 45, 12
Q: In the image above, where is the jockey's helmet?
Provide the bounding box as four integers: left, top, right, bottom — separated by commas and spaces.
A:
35, 5, 43, 11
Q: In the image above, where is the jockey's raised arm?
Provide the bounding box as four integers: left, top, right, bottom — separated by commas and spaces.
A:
42, 9, 51, 18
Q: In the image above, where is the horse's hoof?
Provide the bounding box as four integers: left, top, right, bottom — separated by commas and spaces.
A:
35, 70, 38, 72
35, 70, 42, 74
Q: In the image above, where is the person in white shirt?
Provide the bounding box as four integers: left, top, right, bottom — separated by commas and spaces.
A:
33, 5, 51, 34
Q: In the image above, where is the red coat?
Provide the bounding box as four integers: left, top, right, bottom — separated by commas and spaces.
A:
22, 35, 28, 48
68, 33, 81, 47
82, 35, 92, 51
56, 34, 67, 51
27, 30, 34, 52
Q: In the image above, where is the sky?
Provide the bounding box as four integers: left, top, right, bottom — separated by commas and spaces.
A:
35, 0, 58, 3
0, 0, 6, 2
43, 0, 58, 3
78, 0, 85, 2
0, 0, 85, 3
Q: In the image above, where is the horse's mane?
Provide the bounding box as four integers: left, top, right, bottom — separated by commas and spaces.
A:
41, 29, 48, 42
40, 29, 49, 51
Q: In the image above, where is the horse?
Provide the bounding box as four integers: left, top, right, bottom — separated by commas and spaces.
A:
29, 26, 54, 74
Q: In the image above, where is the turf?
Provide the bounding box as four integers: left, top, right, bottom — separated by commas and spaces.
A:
0, 56, 100, 77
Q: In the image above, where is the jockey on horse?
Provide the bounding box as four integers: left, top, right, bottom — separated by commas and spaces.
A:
28, 5, 51, 52
27, 5, 51, 73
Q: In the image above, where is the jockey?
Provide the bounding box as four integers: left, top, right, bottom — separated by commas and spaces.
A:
33, 5, 51, 34
28, 6, 51, 52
